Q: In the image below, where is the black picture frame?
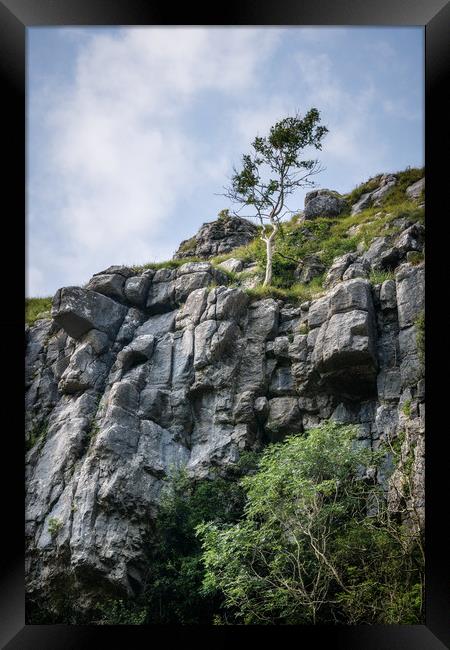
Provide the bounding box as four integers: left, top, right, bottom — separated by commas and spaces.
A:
3, 0, 449, 647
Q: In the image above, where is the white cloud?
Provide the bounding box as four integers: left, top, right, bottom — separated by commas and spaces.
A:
28, 27, 281, 295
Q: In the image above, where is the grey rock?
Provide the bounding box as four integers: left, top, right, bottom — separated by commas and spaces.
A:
146, 280, 176, 314
294, 255, 325, 282
233, 391, 255, 423
117, 335, 155, 374
214, 288, 248, 322
304, 189, 348, 220
396, 264, 424, 329
174, 272, 214, 304
177, 262, 213, 275
93, 265, 135, 278
176, 288, 209, 329
308, 295, 330, 329
312, 308, 377, 398
399, 326, 423, 386
124, 274, 152, 307
25, 179, 426, 614
380, 280, 397, 310
135, 311, 176, 339
377, 369, 401, 401
273, 336, 290, 359
395, 223, 425, 258
352, 174, 397, 214
269, 366, 295, 396
342, 260, 370, 281
328, 279, 373, 316
254, 396, 269, 421
265, 397, 302, 441
351, 191, 373, 215
218, 258, 244, 273
86, 273, 126, 301
323, 253, 357, 288
405, 178, 425, 200
361, 236, 400, 271
52, 287, 127, 340
174, 215, 257, 260
370, 174, 397, 206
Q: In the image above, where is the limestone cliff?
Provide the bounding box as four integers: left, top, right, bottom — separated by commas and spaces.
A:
25, 172, 425, 614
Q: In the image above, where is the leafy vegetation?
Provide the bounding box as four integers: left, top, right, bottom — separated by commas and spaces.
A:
25, 297, 52, 325
128, 454, 258, 625
369, 269, 395, 285
197, 422, 424, 625
408, 251, 424, 265
177, 236, 197, 254
402, 399, 412, 418
48, 517, 63, 538
415, 311, 425, 363
28, 423, 423, 625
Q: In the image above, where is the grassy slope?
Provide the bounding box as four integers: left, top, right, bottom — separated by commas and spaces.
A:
210, 166, 424, 301
26, 297, 52, 326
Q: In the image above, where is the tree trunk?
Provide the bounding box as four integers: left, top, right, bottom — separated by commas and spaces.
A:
263, 236, 274, 286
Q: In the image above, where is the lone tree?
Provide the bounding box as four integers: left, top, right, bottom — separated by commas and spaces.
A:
223, 108, 328, 286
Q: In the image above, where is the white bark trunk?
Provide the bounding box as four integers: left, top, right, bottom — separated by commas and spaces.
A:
263, 237, 273, 286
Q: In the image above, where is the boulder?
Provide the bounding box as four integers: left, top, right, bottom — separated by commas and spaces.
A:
405, 178, 425, 200
361, 236, 400, 271
265, 397, 302, 441
323, 252, 357, 288
52, 287, 127, 340
312, 309, 378, 398
173, 215, 258, 260
218, 258, 244, 273
303, 189, 348, 220
294, 255, 325, 282
124, 272, 153, 307
86, 273, 126, 301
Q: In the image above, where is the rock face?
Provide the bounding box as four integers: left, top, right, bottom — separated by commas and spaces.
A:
173, 215, 258, 260
26, 212, 425, 615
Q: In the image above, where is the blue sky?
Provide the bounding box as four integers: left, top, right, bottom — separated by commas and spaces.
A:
27, 27, 424, 297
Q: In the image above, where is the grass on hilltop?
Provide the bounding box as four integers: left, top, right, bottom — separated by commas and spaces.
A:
26, 297, 52, 325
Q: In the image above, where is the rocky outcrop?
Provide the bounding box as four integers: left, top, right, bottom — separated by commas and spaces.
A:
303, 189, 348, 220
26, 210, 425, 615
351, 174, 398, 215
173, 215, 258, 260
406, 177, 425, 200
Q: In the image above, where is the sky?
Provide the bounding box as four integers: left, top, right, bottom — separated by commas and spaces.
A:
27, 26, 424, 297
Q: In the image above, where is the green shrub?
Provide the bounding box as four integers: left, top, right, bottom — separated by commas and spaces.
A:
402, 399, 412, 418
94, 599, 146, 625
48, 517, 63, 538
408, 251, 424, 265
415, 311, 425, 363
139, 453, 259, 624
197, 422, 424, 625
177, 237, 197, 254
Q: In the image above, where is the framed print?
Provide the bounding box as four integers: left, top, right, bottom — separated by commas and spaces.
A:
2, 0, 449, 647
